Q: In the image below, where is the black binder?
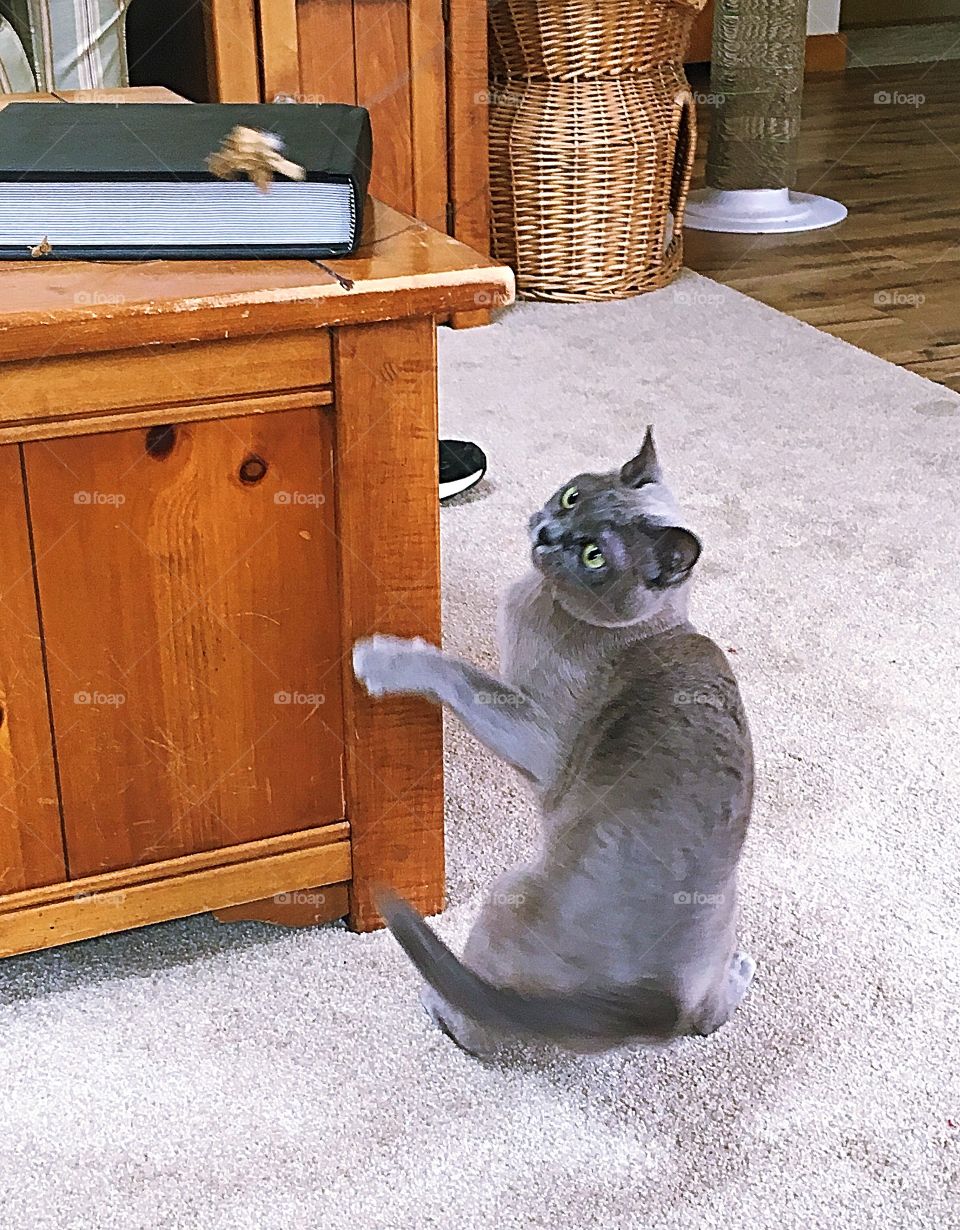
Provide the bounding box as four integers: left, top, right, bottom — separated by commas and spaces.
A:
0, 103, 373, 260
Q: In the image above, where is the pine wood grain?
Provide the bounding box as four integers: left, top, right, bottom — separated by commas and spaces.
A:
0, 332, 332, 431
296, 0, 357, 105
332, 319, 444, 931
258, 0, 302, 99
22, 405, 346, 877
204, 0, 261, 101
408, 0, 449, 232
685, 61, 960, 391
0, 87, 512, 954
0, 446, 65, 893
0, 390, 335, 448
446, 0, 492, 328
0, 823, 349, 915
213, 880, 349, 925
0, 200, 514, 365
0, 837, 352, 957
354, 0, 416, 214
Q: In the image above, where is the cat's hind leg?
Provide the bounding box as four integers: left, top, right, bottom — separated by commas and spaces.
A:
419, 984, 500, 1058
692, 950, 756, 1036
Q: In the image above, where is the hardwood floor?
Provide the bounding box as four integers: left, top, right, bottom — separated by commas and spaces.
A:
684, 61, 960, 391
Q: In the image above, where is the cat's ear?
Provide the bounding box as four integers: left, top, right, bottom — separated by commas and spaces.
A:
652, 527, 701, 587
620, 426, 662, 488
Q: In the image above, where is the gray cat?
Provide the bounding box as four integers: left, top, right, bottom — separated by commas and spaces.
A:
352, 429, 755, 1056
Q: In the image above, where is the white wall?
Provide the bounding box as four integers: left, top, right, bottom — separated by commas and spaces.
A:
808, 0, 842, 34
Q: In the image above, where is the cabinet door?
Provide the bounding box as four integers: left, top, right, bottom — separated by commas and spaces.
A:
0, 445, 67, 893
22, 408, 344, 878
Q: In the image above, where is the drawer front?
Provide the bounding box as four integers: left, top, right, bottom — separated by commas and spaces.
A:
0, 331, 332, 435
22, 407, 344, 877
0, 445, 66, 892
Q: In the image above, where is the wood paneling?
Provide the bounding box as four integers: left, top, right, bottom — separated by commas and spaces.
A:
296, 0, 452, 221
805, 34, 848, 73
296, 0, 357, 105
204, 0, 260, 100
685, 3, 847, 71
353, 0, 417, 213
685, 60, 960, 391
409, 0, 449, 231
258, 0, 302, 99
687, 0, 714, 62
446, 0, 490, 253
22, 406, 346, 876
446, 0, 492, 327
332, 319, 444, 930
0, 446, 65, 893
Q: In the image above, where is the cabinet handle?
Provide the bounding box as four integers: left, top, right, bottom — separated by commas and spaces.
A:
145, 424, 177, 459
239, 454, 268, 485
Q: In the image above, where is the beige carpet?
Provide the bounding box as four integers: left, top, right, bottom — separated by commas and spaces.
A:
2, 272, 958, 1228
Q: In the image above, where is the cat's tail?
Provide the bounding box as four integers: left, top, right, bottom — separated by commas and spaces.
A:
377, 889, 680, 1045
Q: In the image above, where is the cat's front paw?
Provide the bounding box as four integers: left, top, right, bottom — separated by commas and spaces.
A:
352, 634, 438, 697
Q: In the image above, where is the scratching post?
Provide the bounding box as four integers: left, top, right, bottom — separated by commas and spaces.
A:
684, 0, 846, 233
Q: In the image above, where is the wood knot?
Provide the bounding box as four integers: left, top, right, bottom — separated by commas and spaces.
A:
239, 454, 268, 484
145, 425, 177, 459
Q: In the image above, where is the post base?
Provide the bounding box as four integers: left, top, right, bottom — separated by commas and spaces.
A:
683, 188, 847, 234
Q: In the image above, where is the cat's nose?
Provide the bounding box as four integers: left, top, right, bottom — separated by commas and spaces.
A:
536, 523, 559, 547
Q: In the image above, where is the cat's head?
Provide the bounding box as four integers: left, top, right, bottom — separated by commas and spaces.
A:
528, 429, 702, 628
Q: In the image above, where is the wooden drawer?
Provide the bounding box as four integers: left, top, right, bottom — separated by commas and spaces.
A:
0, 330, 333, 439
21, 404, 345, 876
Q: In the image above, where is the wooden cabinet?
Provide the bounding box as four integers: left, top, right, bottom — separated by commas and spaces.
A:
0, 89, 514, 959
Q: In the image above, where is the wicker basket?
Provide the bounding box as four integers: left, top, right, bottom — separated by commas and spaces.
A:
489, 0, 705, 302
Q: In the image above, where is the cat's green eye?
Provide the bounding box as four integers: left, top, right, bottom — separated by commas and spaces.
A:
560, 486, 579, 510
581, 543, 605, 570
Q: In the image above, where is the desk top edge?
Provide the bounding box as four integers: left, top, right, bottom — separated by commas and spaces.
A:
0, 89, 515, 359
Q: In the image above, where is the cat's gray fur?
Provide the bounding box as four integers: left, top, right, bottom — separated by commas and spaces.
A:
353, 429, 755, 1056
